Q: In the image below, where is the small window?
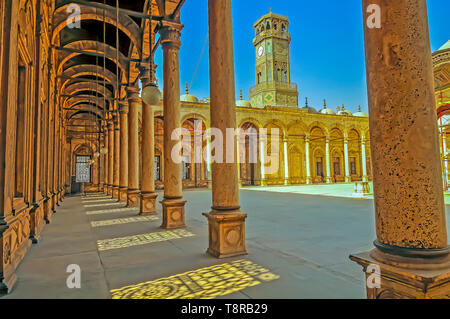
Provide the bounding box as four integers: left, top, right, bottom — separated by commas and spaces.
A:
154, 155, 161, 181
333, 158, 341, 175
350, 157, 357, 175
266, 22, 271, 30
76, 156, 91, 183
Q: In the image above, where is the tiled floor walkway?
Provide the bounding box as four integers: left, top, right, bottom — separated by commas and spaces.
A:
5, 188, 447, 299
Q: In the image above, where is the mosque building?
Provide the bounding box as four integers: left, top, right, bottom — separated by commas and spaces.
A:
155, 11, 372, 189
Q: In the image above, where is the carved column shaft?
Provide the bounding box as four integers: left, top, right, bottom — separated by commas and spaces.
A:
344, 137, 350, 182
113, 116, 120, 198
127, 87, 141, 207
119, 102, 129, 202
305, 137, 311, 184
140, 69, 158, 215
351, 0, 450, 300
203, 0, 247, 258
108, 122, 114, 196
160, 22, 186, 228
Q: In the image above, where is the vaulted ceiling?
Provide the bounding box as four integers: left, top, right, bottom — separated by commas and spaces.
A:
53, 0, 185, 139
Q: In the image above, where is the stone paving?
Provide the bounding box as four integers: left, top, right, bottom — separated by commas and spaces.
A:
2, 188, 449, 299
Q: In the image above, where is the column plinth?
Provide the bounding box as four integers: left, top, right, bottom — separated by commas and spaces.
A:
160, 21, 186, 227
160, 198, 187, 229
351, 0, 450, 299
140, 191, 158, 216
203, 209, 248, 258
204, 0, 247, 258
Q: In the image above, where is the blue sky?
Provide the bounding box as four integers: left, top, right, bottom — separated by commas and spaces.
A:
154, 0, 449, 113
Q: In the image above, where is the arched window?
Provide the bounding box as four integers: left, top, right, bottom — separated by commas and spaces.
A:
266, 21, 271, 30
282, 24, 286, 32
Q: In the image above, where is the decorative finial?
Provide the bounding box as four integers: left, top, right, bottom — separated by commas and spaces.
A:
323, 99, 327, 108
337, 105, 341, 112
305, 97, 309, 107
240, 89, 243, 100
270, 7, 272, 13
358, 105, 361, 112
341, 104, 345, 110
185, 82, 189, 94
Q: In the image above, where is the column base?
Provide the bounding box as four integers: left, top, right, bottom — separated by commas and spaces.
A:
140, 192, 158, 215
119, 187, 128, 202
325, 177, 333, 184
43, 197, 52, 224
202, 210, 248, 259
127, 189, 140, 208
160, 198, 186, 229
345, 176, 351, 183
112, 186, 120, 199
350, 248, 450, 299
104, 185, 109, 194
306, 177, 312, 185
51, 194, 57, 212
29, 203, 45, 244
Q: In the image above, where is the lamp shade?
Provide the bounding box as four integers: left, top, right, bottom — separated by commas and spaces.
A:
141, 84, 162, 105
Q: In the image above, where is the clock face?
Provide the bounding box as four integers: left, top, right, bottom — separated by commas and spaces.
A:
257, 45, 264, 57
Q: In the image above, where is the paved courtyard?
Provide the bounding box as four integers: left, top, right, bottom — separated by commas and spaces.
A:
3, 187, 450, 299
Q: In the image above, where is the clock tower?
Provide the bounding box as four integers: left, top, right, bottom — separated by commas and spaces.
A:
249, 10, 298, 108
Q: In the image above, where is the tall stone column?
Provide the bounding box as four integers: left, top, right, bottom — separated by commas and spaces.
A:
443, 134, 448, 189
305, 136, 311, 184
325, 137, 332, 183
107, 122, 114, 195
203, 0, 247, 258
283, 138, 289, 185
99, 134, 105, 190
119, 101, 129, 202
127, 87, 141, 207
351, 0, 450, 299
236, 136, 242, 187
259, 139, 265, 186
159, 21, 186, 228
344, 136, 351, 183
361, 135, 368, 182
112, 116, 120, 198
140, 72, 158, 215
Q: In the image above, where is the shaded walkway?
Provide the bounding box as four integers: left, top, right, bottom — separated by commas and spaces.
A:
1, 189, 403, 299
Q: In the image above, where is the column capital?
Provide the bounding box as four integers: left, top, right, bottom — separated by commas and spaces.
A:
344, 137, 349, 144
127, 86, 142, 104
138, 62, 158, 88
119, 100, 129, 114
159, 21, 184, 50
